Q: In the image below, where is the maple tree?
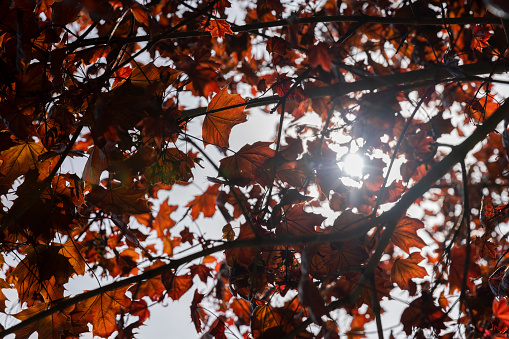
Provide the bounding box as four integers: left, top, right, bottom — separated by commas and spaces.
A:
4, 0, 509, 337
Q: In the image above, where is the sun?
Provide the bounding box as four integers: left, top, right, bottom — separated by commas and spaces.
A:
342, 153, 364, 178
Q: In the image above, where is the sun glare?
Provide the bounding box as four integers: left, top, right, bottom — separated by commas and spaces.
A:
342, 153, 364, 178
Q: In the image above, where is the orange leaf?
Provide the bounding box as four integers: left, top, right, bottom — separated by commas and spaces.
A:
82, 146, 107, 185
202, 87, 247, 149
130, 277, 166, 302
251, 304, 283, 338
474, 236, 497, 258
71, 287, 131, 337
391, 252, 428, 289
153, 198, 178, 237
204, 19, 234, 38
163, 236, 181, 256
13, 302, 72, 339
130, 2, 151, 26
391, 217, 426, 253
11, 245, 79, 303
494, 297, 509, 326
186, 184, 219, 220
471, 25, 492, 51
0, 141, 46, 186
111, 65, 133, 89
219, 141, 274, 185
161, 272, 193, 300
190, 290, 206, 333
308, 42, 332, 72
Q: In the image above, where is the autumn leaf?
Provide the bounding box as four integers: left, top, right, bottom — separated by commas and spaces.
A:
190, 290, 206, 333
163, 236, 181, 256
111, 65, 133, 89
494, 297, 509, 326
277, 204, 325, 237
391, 252, 428, 289
153, 198, 178, 237
86, 185, 151, 215
202, 87, 247, 149
298, 274, 330, 325
186, 184, 219, 220
308, 42, 332, 72
82, 146, 107, 185
0, 141, 46, 186
189, 264, 213, 283
71, 287, 131, 338
225, 223, 258, 268
130, 2, 151, 27
471, 25, 493, 51
13, 302, 73, 339
146, 147, 196, 185
266, 36, 287, 55
474, 235, 497, 258
390, 217, 426, 253
222, 223, 235, 241
219, 141, 274, 185
162, 272, 193, 300
11, 245, 79, 303
204, 19, 234, 38
449, 245, 481, 292
251, 304, 283, 338
130, 277, 166, 302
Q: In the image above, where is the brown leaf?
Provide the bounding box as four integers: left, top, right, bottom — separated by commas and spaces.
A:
153, 198, 178, 237
0, 141, 46, 186
391, 252, 428, 289
391, 217, 426, 253
202, 87, 247, 149
71, 287, 131, 337
186, 184, 219, 220
298, 274, 330, 325
86, 185, 151, 215
13, 302, 73, 339
161, 272, 193, 300
219, 141, 274, 185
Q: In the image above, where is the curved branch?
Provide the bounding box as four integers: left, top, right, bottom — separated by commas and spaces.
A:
179, 61, 508, 121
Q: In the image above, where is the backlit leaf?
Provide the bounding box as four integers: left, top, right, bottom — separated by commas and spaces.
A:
186, 184, 219, 220
219, 141, 274, 185
161, 272, 193, 300
391, 217, 426, 253
0, 141, 46, 186
391, 252, 428, 289
71, 287, 131, 337
202, 87, 247, 149
204, 19, 234, 38
86, 185, 151, 215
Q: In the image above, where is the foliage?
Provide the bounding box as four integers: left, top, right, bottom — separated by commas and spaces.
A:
1, 0, 509, 338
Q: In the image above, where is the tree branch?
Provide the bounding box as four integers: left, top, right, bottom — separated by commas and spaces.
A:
69, 15, 505, 48
178, 61, 508, 121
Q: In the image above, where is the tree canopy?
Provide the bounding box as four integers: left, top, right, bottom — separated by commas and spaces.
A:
1, 0, 509, 337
